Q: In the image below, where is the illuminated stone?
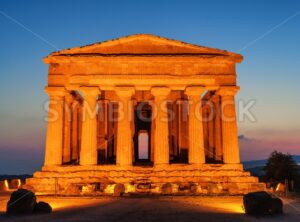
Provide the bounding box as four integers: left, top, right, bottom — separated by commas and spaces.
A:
0, 180, 9, 192
26, 34, 265, 195
10, 179, 22, 189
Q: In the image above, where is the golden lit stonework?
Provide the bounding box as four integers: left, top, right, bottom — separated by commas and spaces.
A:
26, 34, 265, 195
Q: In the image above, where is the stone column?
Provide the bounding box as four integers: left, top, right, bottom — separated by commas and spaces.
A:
97, 99, 108, 160
79, 87, 100, 166
207, 101, 215, 159
44, 87, 65, 166
217, 86, 240, 164
177, 98, 189, 159
115, 87, 135, 166
71, 101, 80, 161
62, 93, 73, 163
185, 86, 206, 165
202, 104, 209, 156
151, 87, 171, 166
172, 100, 179, 157
211, 94, 222, 161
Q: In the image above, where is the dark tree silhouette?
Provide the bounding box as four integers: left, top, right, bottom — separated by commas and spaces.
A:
263, 151, 300, 190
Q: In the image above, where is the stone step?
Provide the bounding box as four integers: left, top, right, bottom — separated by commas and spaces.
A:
33, 169, 251, 178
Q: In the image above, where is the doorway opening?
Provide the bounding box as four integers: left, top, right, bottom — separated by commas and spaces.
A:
134, 102, 152, 166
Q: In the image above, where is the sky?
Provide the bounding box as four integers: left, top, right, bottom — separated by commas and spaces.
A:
0, 0, 299, 174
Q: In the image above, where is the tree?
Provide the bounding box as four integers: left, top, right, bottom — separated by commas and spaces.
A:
263, 151, 300, 190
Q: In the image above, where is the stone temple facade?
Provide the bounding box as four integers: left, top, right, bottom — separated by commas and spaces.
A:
26, 34, 265, 195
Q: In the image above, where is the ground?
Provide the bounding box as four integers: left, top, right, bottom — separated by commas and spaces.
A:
0, 195, 299, 222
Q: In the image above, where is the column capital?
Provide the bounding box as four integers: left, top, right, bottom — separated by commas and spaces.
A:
44, 86, 66, 98
79, 87, 100, 97
115, 86, 135, 98
151, 86, 170, 97
185, 86, 206, 96
65, 92, 74, 104
216, 86, 240, 96
211, 94, 221, 102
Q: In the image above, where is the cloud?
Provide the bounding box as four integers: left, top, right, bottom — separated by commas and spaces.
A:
238, 130, 300, 161
238, 134, 251, 141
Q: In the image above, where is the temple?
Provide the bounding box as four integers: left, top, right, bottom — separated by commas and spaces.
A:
26, 34, 265, 195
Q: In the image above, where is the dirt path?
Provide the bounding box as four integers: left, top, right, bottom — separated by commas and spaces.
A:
0, 195, 299, 222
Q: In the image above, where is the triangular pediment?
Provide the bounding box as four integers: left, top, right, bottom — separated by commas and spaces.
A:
48, 34, 242, 60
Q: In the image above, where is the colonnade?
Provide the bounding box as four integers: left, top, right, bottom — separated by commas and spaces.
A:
44, 86, 240, 167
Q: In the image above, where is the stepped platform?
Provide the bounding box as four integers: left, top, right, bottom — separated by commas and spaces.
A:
25, 164, 265, 195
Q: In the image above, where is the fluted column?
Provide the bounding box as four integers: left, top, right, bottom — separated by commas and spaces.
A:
62, 93, 73, 163
185, 86, 206, 165
202, 104, 209, 155
97, 99, 108, 160
79, 87, 100, 166
217, 86, 240, 164
44, 87, 65, 166
115, 87, 135, 166
151, 87, 171, 166
207, 103, 215, 159
71, 100, 80, 161
211, 94, 222, 161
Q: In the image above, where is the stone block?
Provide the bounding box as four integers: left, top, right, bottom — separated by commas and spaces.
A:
136, 182, 151, 192
243, 191, 283, 215
0, 180, 9, 192
64, 184, 81, 195
34, 201, 52, 214
125, 183, 135, 193
208, 183, 223, 194
270, 198, 283, 214
228, 183, 239, 195
104, 184, 115, 194
114, 183, 125, 196
190, 183, 201, 194
6, 189, 37, 214
10, 179, 22, 189
161, 183, 173, 195
178, 183, 190, 192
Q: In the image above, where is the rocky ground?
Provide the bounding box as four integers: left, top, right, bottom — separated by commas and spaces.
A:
0, 195, 299, 222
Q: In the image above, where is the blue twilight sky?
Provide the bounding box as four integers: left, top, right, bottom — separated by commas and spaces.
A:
0, 0, 300, 174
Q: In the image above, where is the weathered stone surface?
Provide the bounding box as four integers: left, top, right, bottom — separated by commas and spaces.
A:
161, 183, 173, 195
114, 184, 125, 196
26, 165, 266, 195
6, 189, 37, 214
81, 184, 95, 194
228, 183, 239, 194
104, 184, 115, 194
243, 191, 272, 215
178, 183, 190, 192
208, 183, 223, 194
190, 184, 201, 194
10, 179, 22, 189
64, 184, 81, 195
34, 201, 52, 214
0, 180, 9, 192
275, 183, 285, 192
243, 191, 283, 215
125, 183, 135, 193
136, 182, 151, 193
270, 198, 283, 214
171, 183, 179, 193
